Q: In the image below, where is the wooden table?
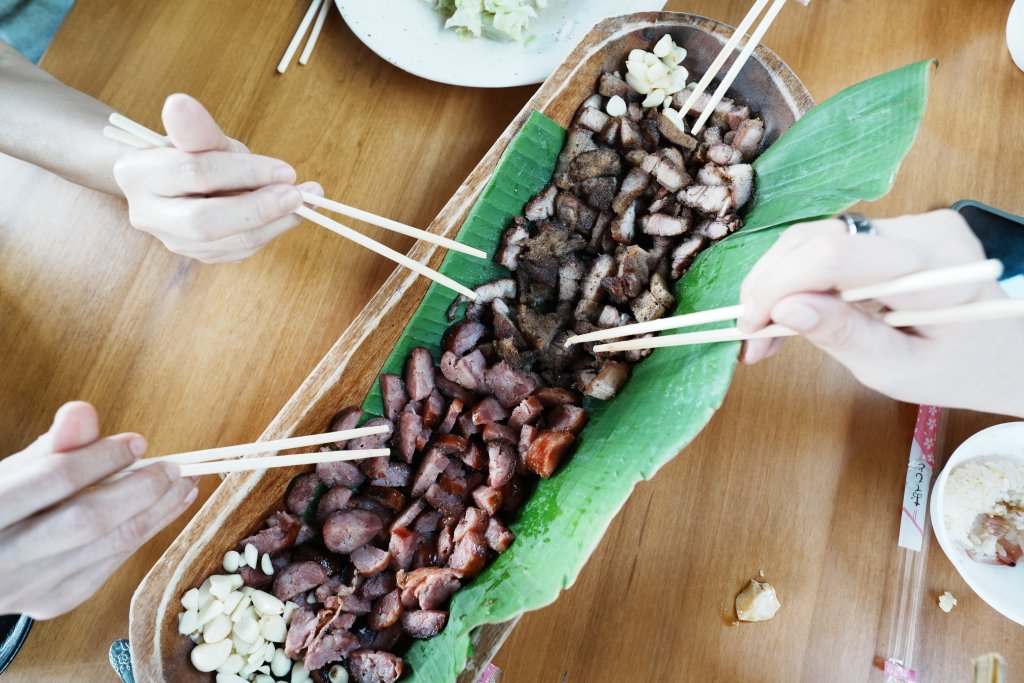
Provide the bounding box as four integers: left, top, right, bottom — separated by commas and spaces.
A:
2, 1, 1022, 680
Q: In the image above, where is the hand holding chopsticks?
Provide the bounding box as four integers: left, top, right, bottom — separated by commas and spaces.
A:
104, 110, 481, 299
109, 424, 390, 480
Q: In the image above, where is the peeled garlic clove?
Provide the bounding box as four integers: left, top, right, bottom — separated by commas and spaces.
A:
250, 590, 284, 616
178, 609, 199, 636
628, 49, 647, 63
261, 554, 274, 576
218, 654, 245, 675
642, 89, 666, 108
647, 60, 669, 83
271, 648, 292, 677
209, 575, 234, 601
625, 72, 651, 95
243, 543, 258, 569
328, 664, 350, 683
196, 600, 225, 628
222, 590, 244, 615
261, 614, 288, 643
191, 639, 233, 673
735, 580, 781, 622
606, 95, 627, 118
625, 60, 648, 81
203, 614, 232, 644
216, 674, 248, 683
234, 615, 260, 644
181, 588, 200, 611
222, 550, 241, 574
652, 34, 674, 58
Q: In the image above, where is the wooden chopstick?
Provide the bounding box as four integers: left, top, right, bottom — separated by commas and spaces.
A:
104, 115, 480, 299
566, 259, 1004, 347
594, 298, 1024, 353
108, 113, 171, 148
295, 206, 477, 299
298, 0, 331, 66
120, 425, 389, 472
678, 0, 772, 117
302, 192, 488, 259
278, 0, 324, 74
691, 0, 789, 135
178, 448, 390, 477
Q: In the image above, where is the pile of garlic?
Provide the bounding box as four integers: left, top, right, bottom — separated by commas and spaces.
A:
623, 34, 690, 110
177, 549, 308, 683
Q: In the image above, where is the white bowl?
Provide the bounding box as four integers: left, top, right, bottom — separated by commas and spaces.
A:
335, 0, 669, 88
931, 422, 1024, 625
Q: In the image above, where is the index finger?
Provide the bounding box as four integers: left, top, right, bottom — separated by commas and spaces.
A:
0, 435, 143, 529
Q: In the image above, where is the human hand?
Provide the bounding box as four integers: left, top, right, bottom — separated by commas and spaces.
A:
112, 94, 322, 263
737, 209, 1024, 417
0, 402, 198, 619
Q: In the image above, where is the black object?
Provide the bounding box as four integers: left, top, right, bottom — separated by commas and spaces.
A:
955, 199, 1024, 287
0, 615, 32, 676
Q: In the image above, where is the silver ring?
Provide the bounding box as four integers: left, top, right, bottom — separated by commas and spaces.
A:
839, 212, 877, 236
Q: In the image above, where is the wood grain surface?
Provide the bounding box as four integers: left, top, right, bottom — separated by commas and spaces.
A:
2, 0, 1022, 681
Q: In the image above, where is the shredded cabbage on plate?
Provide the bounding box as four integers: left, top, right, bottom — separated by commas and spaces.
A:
429, 0, 547, 43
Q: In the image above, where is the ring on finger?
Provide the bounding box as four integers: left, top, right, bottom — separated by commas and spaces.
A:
838, 212, 877, 236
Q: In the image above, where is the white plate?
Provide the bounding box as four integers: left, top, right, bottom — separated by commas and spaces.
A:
335, 0, 669, 88
931, 422, 1024, 625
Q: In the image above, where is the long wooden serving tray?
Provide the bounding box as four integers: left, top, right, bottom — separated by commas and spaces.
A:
129, 12, 812, 682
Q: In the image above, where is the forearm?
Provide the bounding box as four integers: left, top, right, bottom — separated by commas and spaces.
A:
0, 41, 124, 195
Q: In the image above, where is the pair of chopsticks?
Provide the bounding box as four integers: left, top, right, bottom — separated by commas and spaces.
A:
564, 258, 1024, 352
104, 114, 482, 299
278, 0, 331, 74
679, 0, 790, 135
108, 424, 390, 480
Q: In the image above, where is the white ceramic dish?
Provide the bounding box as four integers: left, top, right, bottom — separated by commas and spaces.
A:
931, 422, 1024, 625
335, 0, 669, 88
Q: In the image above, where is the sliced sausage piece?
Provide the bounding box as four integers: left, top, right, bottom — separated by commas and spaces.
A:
348, 417, 394, 450
484, 361, 539, 408
323, 509, 386, 554
471, 396, 511, 425
485, 517, 516, 553
327, 407, 364, 449
359, 570, 397, 601
401, 609, 449, 639
317, 459, 366, 489
448, 530, 489, 580
390, 498, 427, 531
351, 545, 391, 576
508, 395, 543, 430
272, 561, 329, 602
348, 649, 404, 683
395, 410, 423, 463
454, 507, 490, 543
424, 482, 465, 518
285, 472, 321, 517
487, 442, 516, 488
482, 422, 518, 444
284, 606, 318, 658
404, 347, 436, 402
397, 567, 461, 611
316, 486, 354, 524
547, 404, 589, 435
304, 631, 361, 672
460, 440, 485, 470
525, 430, 576, 478
411, 450, 450, 498
471, 486, 503, 516
437, 397, 464, 434
379, 373, 409, 422
388, 527, 419, 572
421, 389, 446, 429
442, 320, 487, 357
368, 589, 404, 632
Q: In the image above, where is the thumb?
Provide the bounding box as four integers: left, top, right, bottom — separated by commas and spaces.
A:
48, 401, 101, 453
162, 93, 230, 153
770, 293, 916, 369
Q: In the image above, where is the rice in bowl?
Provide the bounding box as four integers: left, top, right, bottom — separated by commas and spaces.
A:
944, 457, 1024, 566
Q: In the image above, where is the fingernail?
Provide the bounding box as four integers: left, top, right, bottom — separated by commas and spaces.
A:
773, 299, 821, 332
274, 185, 301, 212
129, 436, 148, 458
184, 485, 199, 506
272, 164, 297, 183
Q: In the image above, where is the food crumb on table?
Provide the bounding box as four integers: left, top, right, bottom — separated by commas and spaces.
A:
938, 590, 958, 613
735, 579, 781, 622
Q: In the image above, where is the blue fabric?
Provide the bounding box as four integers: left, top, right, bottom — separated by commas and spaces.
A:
0, 0, 75, 63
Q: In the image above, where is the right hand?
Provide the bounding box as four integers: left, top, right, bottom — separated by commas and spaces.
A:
112, 94, 323, 263
737, 209, 1024, 417
0, 402, 198, 620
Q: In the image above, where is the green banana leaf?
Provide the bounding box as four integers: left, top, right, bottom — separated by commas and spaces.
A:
354, 60, 934, 681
